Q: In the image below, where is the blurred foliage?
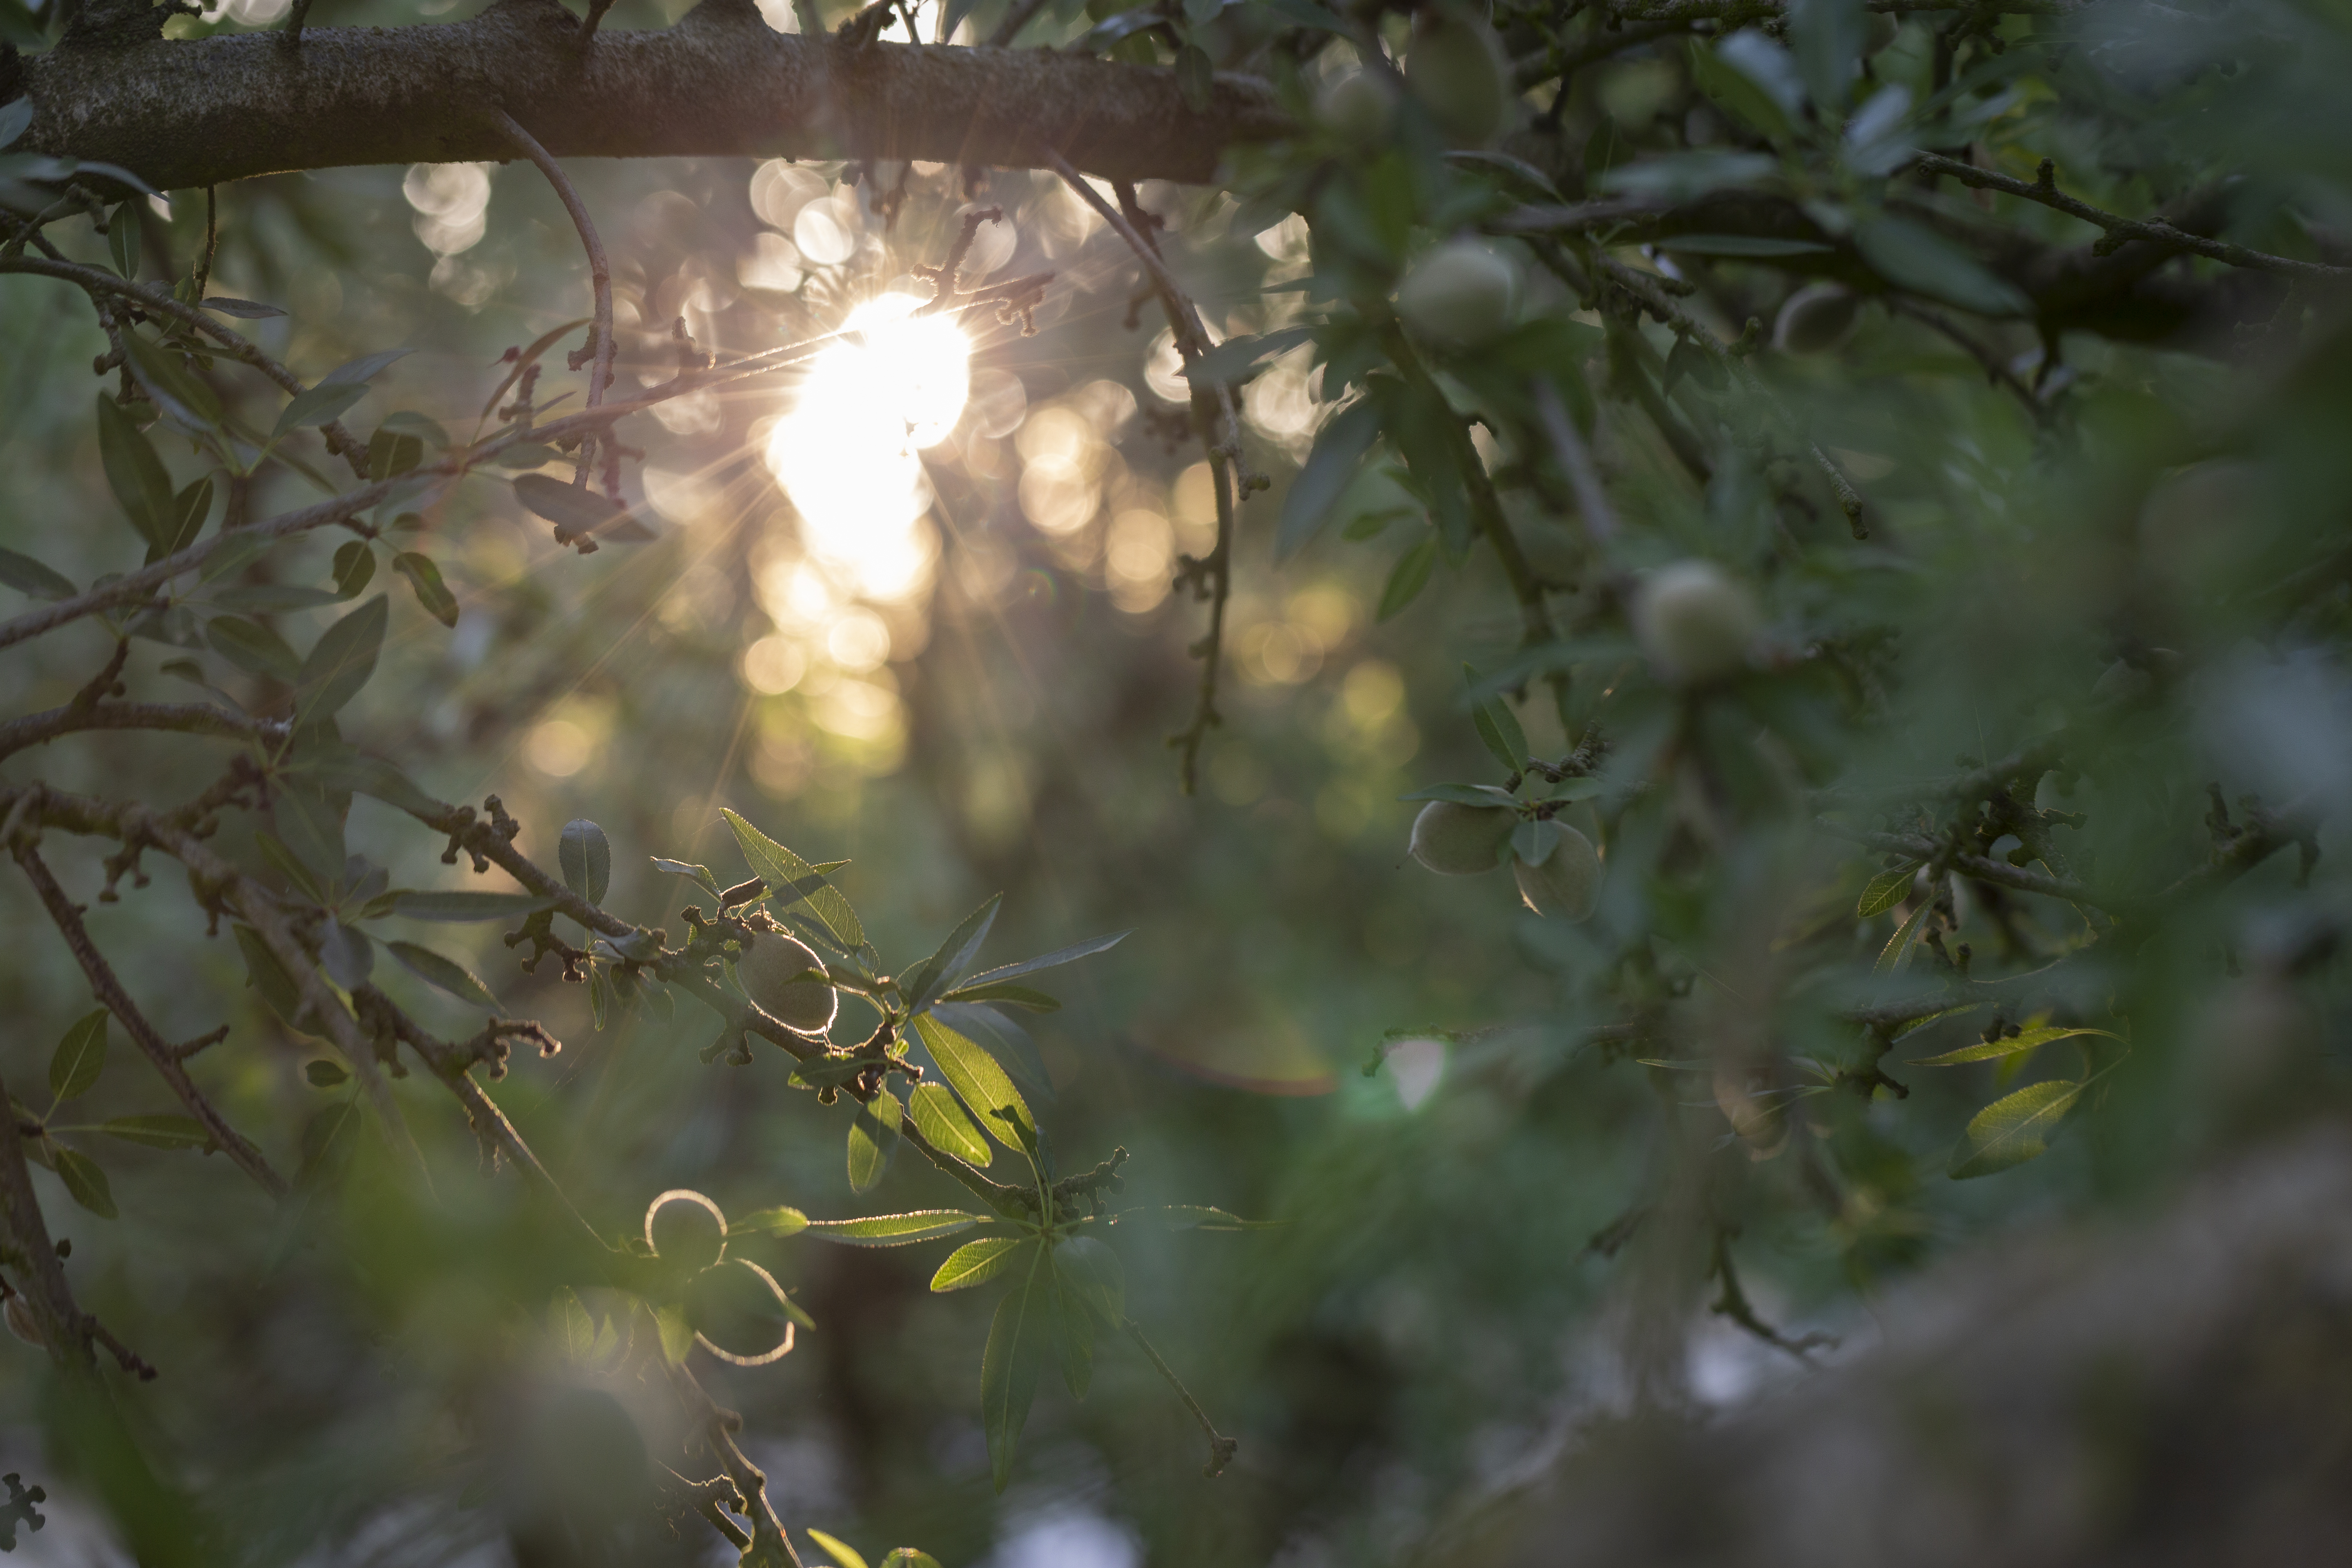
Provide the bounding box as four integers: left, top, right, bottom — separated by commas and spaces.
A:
3, 0, 2352, 1562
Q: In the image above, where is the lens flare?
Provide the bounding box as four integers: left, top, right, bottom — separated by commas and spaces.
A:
765, 294, 971, 604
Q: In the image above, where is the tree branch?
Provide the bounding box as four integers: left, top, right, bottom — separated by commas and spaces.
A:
12, 845, 288, 1199
488, 108, 617, 491
16, 0, 1291, 191
0, 700, 282, 768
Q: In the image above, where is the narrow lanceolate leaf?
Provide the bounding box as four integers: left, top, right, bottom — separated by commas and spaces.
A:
206, 615, 302, 682
0, 546, 76, 601
99, 1116, 212, 1150
655, 1303, 696, 1365
801, 1210, 983, 1246
1112, 1205, 1282, 1232
514, 472, 622, 539
96, 393, 173, 550
929, 1002, 1054, 1102
1376, 533, 1438, 622
651, 858, 722, 896
938, 981, 1060, 1013
233, 924, 305, 1026
1950, 1078, 2086, 1178
731, 1205, 810, 1239
980, 1252, 1049, 1492
201, 296, 287, 319
559, 818, 612, 906
721, 809, 865, 953
49, 1010, 110, 1102
847, 1085, 902, 1194
953, 930, 1128, 991
908, 1082, 991, 1167
1049, 1267, 1095, 1399
880, 1552, 943, 1568
1856, 862, 1919, 919
392, 552, 459, 628
931, 1236, 1034, 1293
1464, 664, 1528, 772
271, 380, 370, 441
386, 941, 501, 1011
1874, 898, 1935, 974
55, 1148, 118, 1219
901, 893, 1003, 1014
1913, 1024, 2123, 1067
295, 595, 388, 723
1276, 396, 1381, 561
911, 1013, 1036, 1156
390, 890, 549, 922
1052, 1235, 1125, 1325
806, 1529, 871, 1568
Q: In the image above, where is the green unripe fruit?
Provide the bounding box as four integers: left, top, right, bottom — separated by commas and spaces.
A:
645, 1189, 728, 1272
1318, 71, 1397, 142
1395, 240, 1521, 349
1405, 8, 1512, 147
1773, 283, 1860, 355
1410, 801, 1514, 875
1511, 826, 1603, 921
685, 1258, 796, 1363
738, 931, 837, 1036
1633, 560, 1762, 686
1864, 12, 1899, 53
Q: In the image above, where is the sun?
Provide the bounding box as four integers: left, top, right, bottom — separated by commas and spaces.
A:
764, 293, 972, 604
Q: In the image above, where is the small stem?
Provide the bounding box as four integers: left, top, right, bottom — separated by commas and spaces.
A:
1122, 1317, 1238, 1478
488, 109, 616, 495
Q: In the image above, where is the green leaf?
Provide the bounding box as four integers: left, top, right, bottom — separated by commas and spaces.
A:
937, 982, 1060, 1014
652, 858, 722, 896
1464, 664, 1527, 772
655, 1303, 696, 1365
1689, 35, 1796, 143
205, 615, 301, 681
200, 296, 286, 319
256, 832, 327, 904
806, 1529, 871, 1568
1114, 1204, 1281, 1232
96, 394, 174, 551
157, 477, 211, 561
722, 809, 864, 952
929, 1002, 1054, 1103
0, 546, 76, 601
1051, 1234, 1125, 1324
272, 380, 369, 441
952, 930, 1127, 991
879, 1552, 943, 1568
1856, 862, 1918, 918
848, 1084, 902, 1194
514, 473, 623, 541
907, 1082, 991, 1166
1049, 1267, 1094, 1399
390, 890, 550, 922
1913, 1024, 2122, 1067
367, 426, 423, 481
1853, 213, 2031, 317
731, 1205, 810, 1239
118, 330, 223, 428
981, 1252, 1050, 1492
391, 551, 459, 627
911, 1014, 1036, 1156
1182, 325, 1317, 389
930, 1236, 1033, 1293
1874, 898, 1934, 974
1277, 397, 1381, 561
800, 1209, 983, 1247
99, 1115, 210, 1150
1949, 1078, 2085, 1178
54, 1148, 117, 1219
1175, 43, 1214, 111
295, 596, 388, 723
318, 920, 373, 989
1376, 534, 1439, 622
107, 200, 143, 279
386, 941, 501, 1011
305, 1060, 350, 1087
49, 1009, 109, 1102
0, 96, 32, 146
900, 893, 1002, 1013
212, 584, 343, 614
233, 924, 306, 1026
332, 540, 376, 599
321, 349, 414, 387
559, 819, 612, 906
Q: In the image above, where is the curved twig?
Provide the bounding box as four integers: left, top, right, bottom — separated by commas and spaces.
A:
488, 108, 616, 491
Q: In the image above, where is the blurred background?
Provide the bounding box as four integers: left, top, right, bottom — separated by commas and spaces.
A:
4, 0, 2351, 1562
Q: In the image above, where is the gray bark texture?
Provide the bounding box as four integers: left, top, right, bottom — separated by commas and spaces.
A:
12, 0, 1292, 190
1457, 1123, 2352, 1568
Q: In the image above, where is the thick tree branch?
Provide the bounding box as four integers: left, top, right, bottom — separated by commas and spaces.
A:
17, 0, 1290, 190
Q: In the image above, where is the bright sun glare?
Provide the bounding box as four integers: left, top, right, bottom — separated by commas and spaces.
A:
764, 294, 971, 604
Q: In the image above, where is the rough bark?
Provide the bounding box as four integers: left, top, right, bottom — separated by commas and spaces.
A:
13, 0, 1293, 191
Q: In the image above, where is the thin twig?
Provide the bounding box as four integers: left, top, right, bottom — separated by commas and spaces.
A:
580, 0, 619, 44
1708, 1229, 1834, 1363
489, 109, 616, 496
1122, 1317, 1238, 1478
659, 1355, 805, 1567
1532, 376, 1620, 548
1912, 152, 2352, 281
1815, 818, 2109, 910
12, 846, 287, 1198
1881, 296, 2048, 422
0, 701, 281, 768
